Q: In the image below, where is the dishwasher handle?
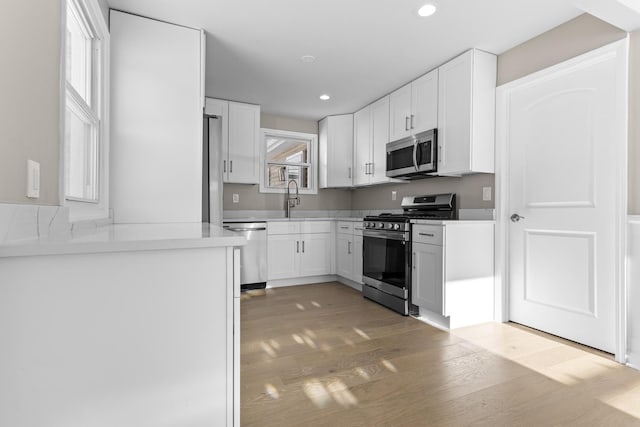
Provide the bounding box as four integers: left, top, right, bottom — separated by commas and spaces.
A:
223, 226, 267, 232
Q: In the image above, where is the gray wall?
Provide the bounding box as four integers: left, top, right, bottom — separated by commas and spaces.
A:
223, 113, 352, 211
97, 0, 110, 26
0, 0, 63, 205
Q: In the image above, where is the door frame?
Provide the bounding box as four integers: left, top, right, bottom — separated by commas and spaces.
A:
494, 38, 629, 363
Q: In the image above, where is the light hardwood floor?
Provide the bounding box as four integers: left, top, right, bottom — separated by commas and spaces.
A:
241, 282, 640, 426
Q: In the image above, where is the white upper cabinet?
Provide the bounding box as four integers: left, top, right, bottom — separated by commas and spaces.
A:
227, 102, 260, 183
206, 98, 260, 184
389, 69, 438, 142
353, 105, 371, 186
437, 49, 496, 175
319, 114, 354, 188
353, 96, 396, 186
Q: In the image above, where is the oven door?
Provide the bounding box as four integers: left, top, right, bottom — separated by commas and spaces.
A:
362, 229, 411, 298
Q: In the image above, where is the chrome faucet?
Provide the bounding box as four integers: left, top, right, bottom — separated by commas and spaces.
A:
286, 179, 300, 218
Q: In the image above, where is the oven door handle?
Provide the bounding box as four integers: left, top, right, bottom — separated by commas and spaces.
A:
363, 229, 409, 241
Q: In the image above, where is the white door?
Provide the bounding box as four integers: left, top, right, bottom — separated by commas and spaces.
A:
412, 242, 443, 314
336, 235, 353, 279
502, 42, 627, 353
370, 96, 391, 184
267, 235, 299, 280
353, 106, 371, 186
300, 233, 332, 276
411, 69, 438, 134
389, 83, 412, 142
227, 102, 260, 184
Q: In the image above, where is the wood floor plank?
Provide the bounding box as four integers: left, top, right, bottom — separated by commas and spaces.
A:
241, 282, 640, 426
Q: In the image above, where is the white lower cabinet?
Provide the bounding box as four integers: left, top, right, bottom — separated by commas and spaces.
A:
267, 221, 332, 280
335, 221, 364, 284
411, 222, 494, 328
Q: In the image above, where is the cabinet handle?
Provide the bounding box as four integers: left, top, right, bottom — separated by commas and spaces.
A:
410, 114, 415, 130
340, 226, 349, 230
419, 232, 435, 237
412, 252, 415, 270
223, 160, 226, 173
348, 166, 352, 179
297, 241, 300, 253
230, 160, 233, 173
405, 116, 410, 131
348, 241, 352, 254
302, 241, 305, 253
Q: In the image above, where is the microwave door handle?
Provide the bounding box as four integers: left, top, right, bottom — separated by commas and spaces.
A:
413, 141, 419, 172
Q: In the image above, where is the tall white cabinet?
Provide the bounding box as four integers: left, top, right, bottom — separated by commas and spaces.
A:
319, 114, 354, 188
437, 49, 496, 175
110, 11, 205, 223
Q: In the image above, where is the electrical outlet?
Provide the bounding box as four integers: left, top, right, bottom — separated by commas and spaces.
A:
233, 193, 239, 203
482, 187, 492, 201
391, 191, 397, 201
27, 159, 40, 199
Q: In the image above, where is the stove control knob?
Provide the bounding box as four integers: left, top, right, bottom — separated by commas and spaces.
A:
377, 223, 384, 229
393, 224, 400, 230
386, 223, 393, 229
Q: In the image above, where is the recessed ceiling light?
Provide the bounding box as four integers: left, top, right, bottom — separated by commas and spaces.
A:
417, 4, 437, 17
300, 55, 316, 63
319, 94, 331, 101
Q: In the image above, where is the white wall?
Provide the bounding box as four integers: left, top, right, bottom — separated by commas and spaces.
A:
628, 218, 640, 368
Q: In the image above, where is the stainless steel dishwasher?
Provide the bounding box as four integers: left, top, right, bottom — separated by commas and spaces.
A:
223, 221, 267, 290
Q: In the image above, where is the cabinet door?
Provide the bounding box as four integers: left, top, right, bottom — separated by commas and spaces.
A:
389, 82, 412, 142
227, 102, 260, 184
267, 234, 300, 280
320, 115, 353, 188
370, 96, 391, 184
437, 50, 473, 175
353, 106, 371, 186
412, 242, 444, 314
300, 233, 332, 277
352, 235, 363, 284
336, 234, 353, 279
411, 69, 438, 134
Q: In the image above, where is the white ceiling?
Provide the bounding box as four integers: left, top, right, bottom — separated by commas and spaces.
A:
105, 0, 592, 120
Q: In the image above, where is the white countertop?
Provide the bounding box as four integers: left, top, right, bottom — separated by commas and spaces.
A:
0, 223, 246, 258
223, 217, 363, 223
411, 219, 496, 225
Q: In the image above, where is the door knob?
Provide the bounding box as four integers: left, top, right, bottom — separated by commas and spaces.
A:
510, 213, 525, 222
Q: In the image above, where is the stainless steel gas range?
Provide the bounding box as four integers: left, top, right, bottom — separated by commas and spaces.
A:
362, 193, 457, 315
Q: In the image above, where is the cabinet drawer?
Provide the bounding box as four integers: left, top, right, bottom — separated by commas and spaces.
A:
268, 221, 301, 235
302, 221, 332, 234
353, 223, 364, 237
413, 225, 443, 245
336, 222, 354, 234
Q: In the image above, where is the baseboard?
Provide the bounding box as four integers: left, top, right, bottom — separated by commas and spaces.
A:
336, 276, 363, 292
267, 275, 338, 288
414, 307, 451, 330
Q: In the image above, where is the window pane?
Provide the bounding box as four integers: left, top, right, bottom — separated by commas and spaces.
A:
66, 3, 92, 104
266, 137, 308, 164
267, 165, 309, 189
66, 107, 98, 201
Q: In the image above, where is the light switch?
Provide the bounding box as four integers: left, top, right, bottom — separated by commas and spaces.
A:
391, 191, 397, 201
27, 160, 40, 199
482, 186, 492, 201
233, 193, 239, 203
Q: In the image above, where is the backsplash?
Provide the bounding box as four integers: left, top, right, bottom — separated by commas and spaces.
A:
0, 204, 70, 244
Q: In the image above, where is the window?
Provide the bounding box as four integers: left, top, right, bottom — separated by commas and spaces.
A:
259, 128, 318, 194
63, 0, 109, 220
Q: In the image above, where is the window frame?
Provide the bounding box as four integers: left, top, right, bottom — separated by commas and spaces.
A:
61, 0, 110, 221
259, 128, 318, 195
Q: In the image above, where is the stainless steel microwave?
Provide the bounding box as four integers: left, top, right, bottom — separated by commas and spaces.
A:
386, 129, 437, 179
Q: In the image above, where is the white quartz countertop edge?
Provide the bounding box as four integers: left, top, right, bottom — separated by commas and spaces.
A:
0, 223, 247, 258
410, 219, 496, 225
